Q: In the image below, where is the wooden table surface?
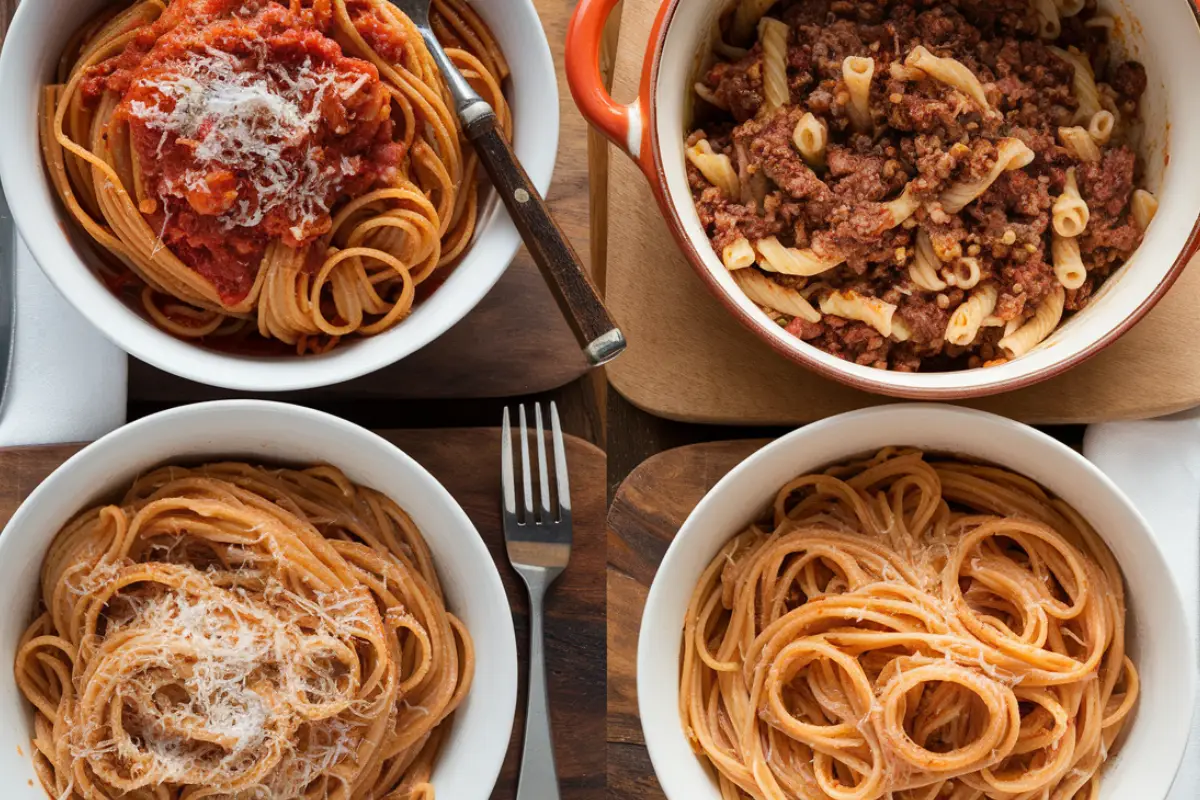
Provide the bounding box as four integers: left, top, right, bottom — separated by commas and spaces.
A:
0, 428, 606, 800
607, 439, 775, 798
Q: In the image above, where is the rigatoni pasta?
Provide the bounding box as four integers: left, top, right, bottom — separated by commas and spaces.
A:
1131, 189, 1159, 232
687, 0, 1151, 371
1000, 286, 1067, 358
685, 139, 740, 199
792, 112, 827, 168
939, 139, 1035, 214
904, 45, 991, 112
1053, 167, 1090, 238
758, 18, 790, 113
733, 268, 821, 323
1059, 125, 1102, 161
819, 290, 903, 339
1052, 233, 1087, 290
842, 56, 875, 132
945, 283, 998, 345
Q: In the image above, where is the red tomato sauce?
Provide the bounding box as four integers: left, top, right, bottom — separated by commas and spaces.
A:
82, 0, 406, 305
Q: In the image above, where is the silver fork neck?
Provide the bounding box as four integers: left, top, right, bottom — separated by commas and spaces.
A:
412, 25, 494, 127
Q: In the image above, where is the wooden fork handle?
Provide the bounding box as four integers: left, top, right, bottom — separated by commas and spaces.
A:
464, 113, 626, 367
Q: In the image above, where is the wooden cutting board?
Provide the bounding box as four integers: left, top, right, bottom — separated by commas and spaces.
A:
39, 0, 594, 403
607, 438, 766, 798
601, 0, 1200, 425
0, 427, 605, 800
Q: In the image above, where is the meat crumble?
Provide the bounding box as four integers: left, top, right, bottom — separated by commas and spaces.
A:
688, 0, 1150, 371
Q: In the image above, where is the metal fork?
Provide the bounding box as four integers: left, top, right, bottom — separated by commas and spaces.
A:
386, 0, 625, 367
501, 402, 571, 800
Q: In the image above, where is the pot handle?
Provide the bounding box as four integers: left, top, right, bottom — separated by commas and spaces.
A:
566, 0, 651, 173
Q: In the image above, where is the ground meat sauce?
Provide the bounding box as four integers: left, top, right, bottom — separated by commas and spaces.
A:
82, 0, 404, 304
688, 0, 1149, 371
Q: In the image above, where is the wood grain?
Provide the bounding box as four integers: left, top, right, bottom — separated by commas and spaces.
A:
601, 0, 1200, 426
468, 115, 617, 355
2, 0, 595, 403
0, 428, 606, 800
607, 438, 767, 798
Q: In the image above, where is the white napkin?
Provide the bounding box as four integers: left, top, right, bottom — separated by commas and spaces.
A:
1084, 413, 1200, 800
0, 236, 127, 447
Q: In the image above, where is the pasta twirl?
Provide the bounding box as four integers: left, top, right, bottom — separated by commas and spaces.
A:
909, 230, 948, 292
755, 236, 844, 276
1052, 45, 1102, 123
15, 464, 472, 800
1059, 125, 1102, 161
682, 449, 1137, 800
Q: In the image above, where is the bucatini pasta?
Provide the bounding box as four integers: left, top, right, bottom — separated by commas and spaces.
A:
688, 0, 1151, 370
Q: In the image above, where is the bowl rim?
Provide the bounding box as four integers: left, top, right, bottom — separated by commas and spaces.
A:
0, 0, 559, 393
640, 0, 1200, 400
636, 402, 1199, 800
0, 398, 518, 799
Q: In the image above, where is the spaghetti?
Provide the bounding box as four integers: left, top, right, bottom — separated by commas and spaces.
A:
44, 0, 511, 353
681, 449, 1137, 800
15, 463, 472, 799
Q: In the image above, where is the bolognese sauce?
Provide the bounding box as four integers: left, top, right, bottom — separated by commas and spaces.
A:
687, 0, 1152, 371
80, 0, 403, 304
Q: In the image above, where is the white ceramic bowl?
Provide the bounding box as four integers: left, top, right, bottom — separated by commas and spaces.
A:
0, 400, 518, 799
638, 404, 1197, 800
0, 0, 559, 392
570, 0, 1200, 398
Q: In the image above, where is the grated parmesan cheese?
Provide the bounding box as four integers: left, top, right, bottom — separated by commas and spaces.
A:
126, 40, 364, 237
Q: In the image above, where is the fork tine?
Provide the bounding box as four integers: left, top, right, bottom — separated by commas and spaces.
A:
551, 402, 571, 520
534, 403, 552, 524
518, 404, 534, 525
501, 407, 516, 519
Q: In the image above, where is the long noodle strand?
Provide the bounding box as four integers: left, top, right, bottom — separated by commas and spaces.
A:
15, 463, 472, 799
682, 449, 1137, 800
43, 0, 512, 353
